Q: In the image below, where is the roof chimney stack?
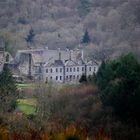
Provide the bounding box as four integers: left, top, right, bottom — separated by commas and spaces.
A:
58, 48, 61, 60
81, 50, 84, 60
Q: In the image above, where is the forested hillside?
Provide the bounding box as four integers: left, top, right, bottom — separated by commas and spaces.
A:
0, 0, 140, 59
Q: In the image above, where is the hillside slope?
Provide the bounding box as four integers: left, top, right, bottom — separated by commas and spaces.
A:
0, 0, 140, 60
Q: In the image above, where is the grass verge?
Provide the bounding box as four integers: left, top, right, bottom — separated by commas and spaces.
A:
17, 98, 37, 115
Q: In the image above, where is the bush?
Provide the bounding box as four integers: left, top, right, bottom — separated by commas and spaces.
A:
79, 74, 87, 83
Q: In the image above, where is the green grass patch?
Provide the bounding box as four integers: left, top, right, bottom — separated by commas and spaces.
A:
17, 98, 37, 115
16, 83, 36, 89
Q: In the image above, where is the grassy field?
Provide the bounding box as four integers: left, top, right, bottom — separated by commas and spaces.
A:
17, 98, 37, 115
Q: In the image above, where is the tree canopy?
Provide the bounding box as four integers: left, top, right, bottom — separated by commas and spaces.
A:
95, 54, 140, 123
0, 65, 18, 112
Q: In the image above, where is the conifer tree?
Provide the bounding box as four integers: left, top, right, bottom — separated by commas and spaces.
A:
82, 30, 90, 44
0, 65, 18, 112
25, 28, 35, 48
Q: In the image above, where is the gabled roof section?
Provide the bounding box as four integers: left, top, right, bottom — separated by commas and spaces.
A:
77, 59, 85, 65
64, 59, 77, 66
86, 60, 99, 65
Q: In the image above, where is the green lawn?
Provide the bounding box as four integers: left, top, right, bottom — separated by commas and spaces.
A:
17, 98, 37, 115
16, 83, 36, 90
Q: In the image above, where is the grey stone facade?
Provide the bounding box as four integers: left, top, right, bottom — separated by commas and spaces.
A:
13, 48, 100, 83
43, 59, 99, 83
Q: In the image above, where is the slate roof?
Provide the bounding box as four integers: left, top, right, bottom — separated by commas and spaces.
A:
44, 60, 64, 67
17, 49, 80, 64
54, 60, 64, 66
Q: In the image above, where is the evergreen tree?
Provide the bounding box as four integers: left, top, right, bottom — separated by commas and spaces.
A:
0, 65, 18, 112
25, 28, 35, 48
79, 74, 87, 83
82, 30, 90, 44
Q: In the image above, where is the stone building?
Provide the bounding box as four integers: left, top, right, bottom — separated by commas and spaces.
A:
42, 58, 99, 83
12, 48, 100, 83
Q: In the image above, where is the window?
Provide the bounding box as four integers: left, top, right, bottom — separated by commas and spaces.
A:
50, 76, 52, 80
67, 68, 69, 72
77, 75, 79, 79
73, 75, 75, 79
89, 67, 91, 71
82, 67, 84, 72
60, 68, 62, 72
46, 69, 48, 73
70, 68, 72, 72
73, 67, 75, 72
66, 76, 68, 80
56, 76, 58, 80
77, 67, 79, 72
50, 68, 53, 73
56, 68, 58, 72
60, 76, 62, 80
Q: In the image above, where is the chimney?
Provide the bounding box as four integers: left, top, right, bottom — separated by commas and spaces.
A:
81, 50, 84, 60
58, 48, 61, 60
69, 50, 73, 60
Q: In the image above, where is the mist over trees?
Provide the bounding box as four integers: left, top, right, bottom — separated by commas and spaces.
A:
0, 0, 140, 59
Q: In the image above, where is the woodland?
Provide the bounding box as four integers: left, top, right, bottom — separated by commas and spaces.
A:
0, 0, 140, 60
